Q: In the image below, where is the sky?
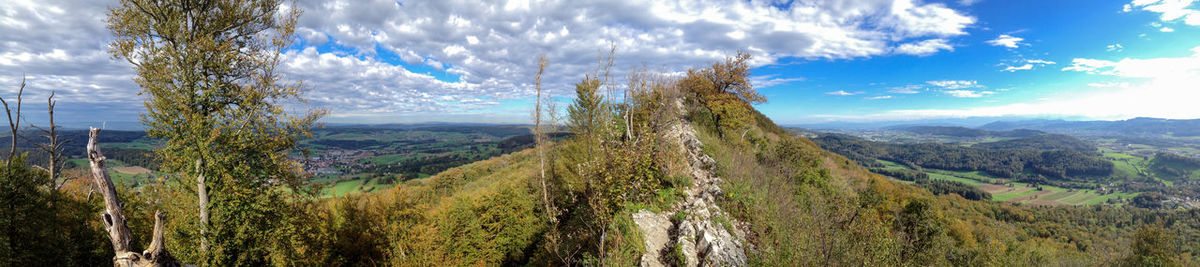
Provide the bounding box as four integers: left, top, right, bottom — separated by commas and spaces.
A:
1, 0, 1199, 128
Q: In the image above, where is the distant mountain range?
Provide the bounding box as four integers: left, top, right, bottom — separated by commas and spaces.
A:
979, 117, 1200, 137
889, 125, 1045, 138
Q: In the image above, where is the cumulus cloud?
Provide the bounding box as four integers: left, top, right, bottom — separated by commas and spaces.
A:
1161, 26, 1176, 32
2, 0, 978, 124
0, 0, 140, 125
893, 39, 954, 56
1001, 59, 1055, 72
751, 75, 805, 88
284, 0, 976, 120
986, 34, 1025, 48
1003, 64, 1033, 72
825, 90, 861, 96
943, 90, 994, 98
1062, 47, 1200, 78
1124, 0, 1200, 26
926, 80, 979, 89
866, 95, 893, 100
923, 80, 995, 97
888, 84, 924, 94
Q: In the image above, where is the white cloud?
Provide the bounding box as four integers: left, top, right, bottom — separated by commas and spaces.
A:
926, 80, 979, 89
1124, 0, 1200, 26
1025, 59, 1057, 65
1000, 59, 1055, 72
1062, 47, 1200, 78
0, 0, 140, 125
866, 95, 893, 100
943, 90, 994, 98
2, 0, 979, 124
893, 39, 954, 56
986, 34, 1025, 48
751, 75, 805, 88
1087, 82, 1131, 88
959, 0, 983, 6
889, 85, 924, 94
1003, 64, 1033, 72
1161, 26, 1176, 32
825, 90, 861, 96
1107, 43, 1124, 52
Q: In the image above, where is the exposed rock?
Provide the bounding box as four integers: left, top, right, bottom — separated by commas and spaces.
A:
632, 210, 671, 267
632, 100, 748, 267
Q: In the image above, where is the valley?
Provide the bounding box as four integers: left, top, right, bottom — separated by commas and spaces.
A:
7, 125, 539, 197
801, 121, 1200, 209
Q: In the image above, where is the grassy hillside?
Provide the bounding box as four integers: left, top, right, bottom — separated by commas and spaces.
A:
697, 109, 1200, 265
298, 54, 1200, 265
39, 54, 1196, 266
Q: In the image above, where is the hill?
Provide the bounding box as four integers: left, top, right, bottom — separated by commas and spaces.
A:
971, 134, 1097, 153
893, 125, 1046, 138
980, 117, 1200, 137
14, 54, 1200, 266
319, 61, 1198, 265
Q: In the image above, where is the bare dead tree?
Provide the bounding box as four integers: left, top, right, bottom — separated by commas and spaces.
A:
534, 55, 553, 224
88, 127, 179, 266
30, 90, 70, 189
1, 75, 25, 163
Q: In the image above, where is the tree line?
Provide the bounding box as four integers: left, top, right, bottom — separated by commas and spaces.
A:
813, 133, 1113, 184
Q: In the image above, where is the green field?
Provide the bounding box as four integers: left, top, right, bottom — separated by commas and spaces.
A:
872, 160, 1134, 206
876, 159, 909, 170
321, 177, 393, 198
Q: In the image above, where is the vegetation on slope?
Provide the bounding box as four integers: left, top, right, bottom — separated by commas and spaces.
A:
814, 133, 1114, 185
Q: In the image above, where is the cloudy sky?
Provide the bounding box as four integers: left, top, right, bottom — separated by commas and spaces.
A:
2, 0, 1199, 127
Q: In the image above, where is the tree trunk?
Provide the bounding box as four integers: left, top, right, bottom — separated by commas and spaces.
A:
534, 55, 555, 224
196, 159, 209, 255
88, 128, 179, 267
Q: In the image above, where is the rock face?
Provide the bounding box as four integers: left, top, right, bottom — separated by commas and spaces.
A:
633, 100, 748, 266
632, 210, 671, 267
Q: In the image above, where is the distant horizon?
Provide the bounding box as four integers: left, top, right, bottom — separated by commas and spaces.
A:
25, 115, 1200, 132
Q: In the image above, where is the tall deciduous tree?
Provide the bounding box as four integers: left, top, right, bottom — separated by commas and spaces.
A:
681, 52, 764, 138
107, 0, 323, 264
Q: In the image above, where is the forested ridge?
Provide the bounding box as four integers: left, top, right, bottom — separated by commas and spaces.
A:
2, 0, 1198, 266
813, 133, 1114, 185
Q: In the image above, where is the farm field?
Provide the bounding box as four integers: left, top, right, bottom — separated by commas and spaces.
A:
51, 125, 536, 198
874, 159, 1136, 206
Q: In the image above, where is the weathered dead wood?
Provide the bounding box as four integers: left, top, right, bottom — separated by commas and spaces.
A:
88, 127, 179, 267
30, 90, 69, 188
1, 75, 25, 162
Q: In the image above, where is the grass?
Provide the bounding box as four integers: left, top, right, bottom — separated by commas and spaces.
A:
866, 159, 1133, 206
876, 159, 909, 170
361, 153, 430, 165
926, 171, 987, 186
991, 188, 1036, 202
321, 177, 393, 197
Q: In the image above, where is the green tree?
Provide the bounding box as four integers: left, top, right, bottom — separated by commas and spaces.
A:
567, 76, 605, 140
107, 0, 323, 264
680, 52, 765, 139
1123, 224, 1178, 267
896, 198, 947, 265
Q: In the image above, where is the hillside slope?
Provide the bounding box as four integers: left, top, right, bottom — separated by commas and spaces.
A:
308, 53, 1200, 265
